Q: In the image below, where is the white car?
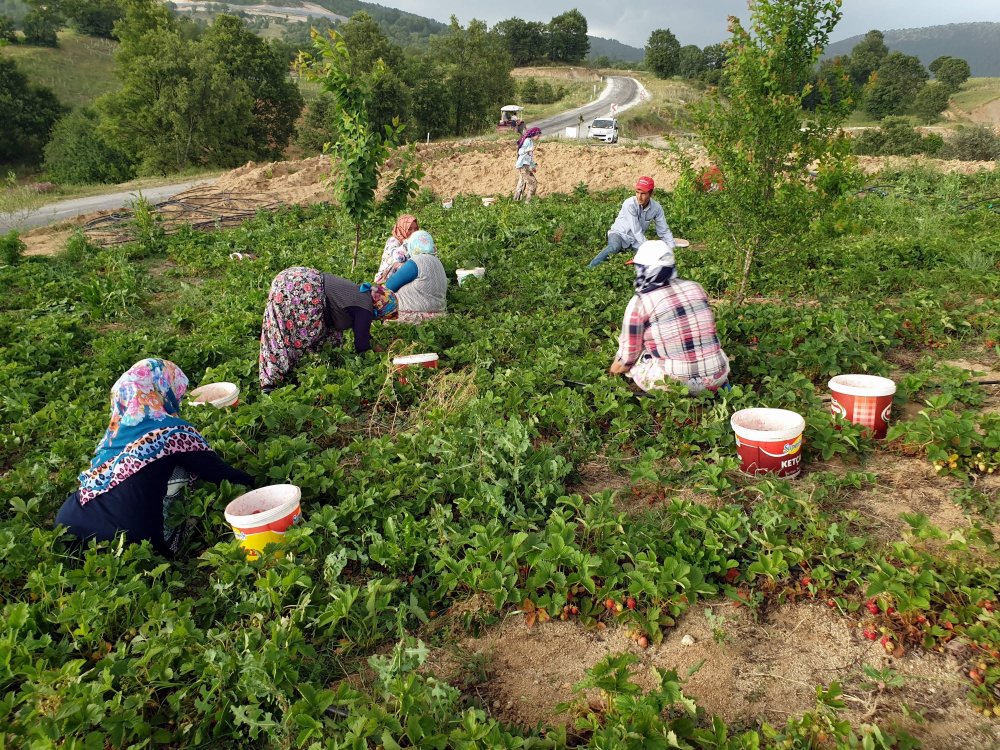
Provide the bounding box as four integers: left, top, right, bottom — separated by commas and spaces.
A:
588, 117, 619, 143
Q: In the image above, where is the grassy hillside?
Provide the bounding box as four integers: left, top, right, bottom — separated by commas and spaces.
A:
0, 30, 118, 108
949, 77, 1000, 115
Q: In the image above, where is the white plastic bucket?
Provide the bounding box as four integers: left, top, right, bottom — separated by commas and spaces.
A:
442, 199, 453, 209
456, 267, 486, 286
673, 238, 690, 248
481, 197, 496, 206
189, 382, 240, 408
224, 484, 302, 559
829, 374, 896, 439
731, 408, 805, 477
392, 353, 438, 384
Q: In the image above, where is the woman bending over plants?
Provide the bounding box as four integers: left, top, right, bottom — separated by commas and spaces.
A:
259, 267, 398, 392
54, 359, 254, 557
609, 240, 730, 394
382, 230, 447, 324
374, 214, 419, 285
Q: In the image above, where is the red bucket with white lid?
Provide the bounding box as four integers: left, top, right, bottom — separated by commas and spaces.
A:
829, 374, 896, 439
731, 408, 805, 478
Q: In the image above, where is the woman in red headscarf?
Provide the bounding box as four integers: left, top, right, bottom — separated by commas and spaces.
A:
375, 214, 419, 285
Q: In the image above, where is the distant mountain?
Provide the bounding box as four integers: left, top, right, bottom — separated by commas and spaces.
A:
587, 35, 644, 63
825, 22, 1000, 77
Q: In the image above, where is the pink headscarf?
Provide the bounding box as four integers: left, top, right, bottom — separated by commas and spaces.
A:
392, 215, 419, 244
517, 127, 541, 150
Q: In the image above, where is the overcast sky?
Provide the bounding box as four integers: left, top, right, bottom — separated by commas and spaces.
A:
381, 1, 1000, 49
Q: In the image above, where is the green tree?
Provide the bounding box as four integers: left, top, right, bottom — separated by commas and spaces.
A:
804, 55, 853, 110
21, 5, 61, 46
677, 45, 706, 78
43, 107, 134, 182
403, 56, 451, 140
864, 51, 928, 119
295, 93, 335, 153
202, 14, 303, 159
519, 76, 539, 103
296, 30, 422, 269
0, 57, 65, 163
930, 56, 971, 92
912, 81, 951, 123
700, 42, 726, 84
847, 29, 887, 88
645, 28, 680, 79
431, 16, 514, 136
99, 0, 253, 173
494, 17, 546, 67
547, 8, 588, 63
690, 0, 850, 304
0, 13, 16, 42
339, 11, 402, 76
62, 0, 121, 38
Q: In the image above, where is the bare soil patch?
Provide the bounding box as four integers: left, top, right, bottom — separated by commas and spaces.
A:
425, 602, 998, 748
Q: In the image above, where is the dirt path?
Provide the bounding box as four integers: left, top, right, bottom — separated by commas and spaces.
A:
15, 141, 999, 257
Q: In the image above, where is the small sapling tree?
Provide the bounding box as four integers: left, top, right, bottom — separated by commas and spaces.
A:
296, 30, 422, 270
689, 0, 853, 304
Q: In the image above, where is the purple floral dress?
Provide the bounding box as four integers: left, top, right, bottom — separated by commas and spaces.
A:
258, 267, 342, 389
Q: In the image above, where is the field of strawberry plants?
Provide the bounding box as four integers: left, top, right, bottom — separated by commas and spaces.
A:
2, 165, 1000, 748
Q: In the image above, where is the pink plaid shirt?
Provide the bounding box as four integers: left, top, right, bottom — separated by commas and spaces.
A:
615, 279, 728, 379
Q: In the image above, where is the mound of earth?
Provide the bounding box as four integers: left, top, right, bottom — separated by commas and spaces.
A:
18, 140, 999, 256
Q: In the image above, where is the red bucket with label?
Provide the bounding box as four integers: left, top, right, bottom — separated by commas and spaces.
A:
731, 408, 805, 478
828, 374, 896, 439
392, 353, 438, 384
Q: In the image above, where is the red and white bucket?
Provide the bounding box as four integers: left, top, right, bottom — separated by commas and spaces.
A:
224, 484, 302, 560
392, 353, 438, 384
828, 374, 896, 439
731, 408, 805, 478
188, 382, 240, 408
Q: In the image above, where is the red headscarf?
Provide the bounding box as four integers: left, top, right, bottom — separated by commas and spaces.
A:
392, 215, 419, 244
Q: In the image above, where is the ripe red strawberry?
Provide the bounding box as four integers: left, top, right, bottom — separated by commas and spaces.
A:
637, 635, 649, 649
862, 627, 878, 641
605, 598, 616, 611
865, 598, 880, 615
800, 576, 812, 586
826, 599, 836, 608
915, 614, 927, 624
724, 568, 740, 583
626, 597, 637, 611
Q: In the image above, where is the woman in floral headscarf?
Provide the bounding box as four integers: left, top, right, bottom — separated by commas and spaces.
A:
374, 214, 419, 285
55, 359, 254, 556
258, 267, 397, 392
383, 230, 447, 324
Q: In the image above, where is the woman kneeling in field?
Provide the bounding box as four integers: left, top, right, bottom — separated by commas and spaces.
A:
382, 230, 447, 324
55, 358, 253, 556
609, 240, 730, 394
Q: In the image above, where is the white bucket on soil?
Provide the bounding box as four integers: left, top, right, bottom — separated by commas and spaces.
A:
481, 197, 496, 206
189, 382, 240, 408
456, 267, 486, 286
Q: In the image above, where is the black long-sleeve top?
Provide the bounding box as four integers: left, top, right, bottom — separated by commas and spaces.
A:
322, 273, 375, 354
55, 451, 253, 556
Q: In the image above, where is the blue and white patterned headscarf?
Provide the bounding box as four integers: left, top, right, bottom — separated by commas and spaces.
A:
77, 359, 210, 505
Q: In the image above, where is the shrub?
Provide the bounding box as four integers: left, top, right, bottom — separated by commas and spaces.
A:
939, 125, 1000, 162
0, 230, 26, 265
852, 117, 925, 156
43, 108, 135, 185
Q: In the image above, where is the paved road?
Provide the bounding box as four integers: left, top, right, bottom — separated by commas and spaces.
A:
528, 76, 644, 136
2, 77, 645, 232
0, 179, 216, 233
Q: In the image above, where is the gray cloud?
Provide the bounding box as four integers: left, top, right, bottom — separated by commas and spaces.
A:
380, 1, 1000, 49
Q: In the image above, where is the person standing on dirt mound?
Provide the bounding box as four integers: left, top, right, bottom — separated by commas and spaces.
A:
609, 240, 729, 394
513, 127, 541, 202
588, 176, 674, 268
